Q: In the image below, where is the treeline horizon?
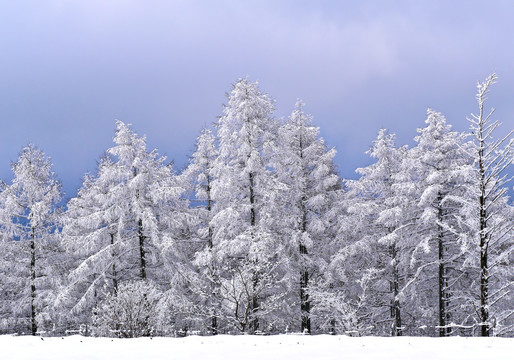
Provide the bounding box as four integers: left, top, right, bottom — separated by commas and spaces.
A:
0, 74, 512, 338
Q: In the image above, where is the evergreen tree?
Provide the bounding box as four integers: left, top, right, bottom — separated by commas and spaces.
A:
210, 78, 283, 334
407, 108, 473, 336
344, 130, 410, 336
0, 145, 62, 335
176, 128, 221, 334
59, 156, 126, 328
273, 100, 340, 333
60, 121, 182, 330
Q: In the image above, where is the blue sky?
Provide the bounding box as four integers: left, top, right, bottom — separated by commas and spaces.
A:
0, 1, 513, 198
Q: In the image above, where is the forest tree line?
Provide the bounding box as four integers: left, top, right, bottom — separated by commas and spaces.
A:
0, 74, 512, 338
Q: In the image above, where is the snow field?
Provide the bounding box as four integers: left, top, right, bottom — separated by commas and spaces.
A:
1, 335, 512, 360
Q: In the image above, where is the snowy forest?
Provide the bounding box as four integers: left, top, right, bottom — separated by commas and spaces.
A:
0, 74, 512, 339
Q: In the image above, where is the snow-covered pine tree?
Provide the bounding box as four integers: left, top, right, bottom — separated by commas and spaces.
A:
210, 78, 283, 334
60, 121, 182, 333
174, 128, 221, 334
407, 108, 473, 336
463, 74, 513, 336
181, 128, 217, 249
107, 120, 167, 282
0, 144, 62, 335
343, 130, 411, 336
273, 100, 340, 333
59, 156, 127, 329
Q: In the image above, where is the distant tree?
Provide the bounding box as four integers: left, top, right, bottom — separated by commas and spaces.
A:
0, 144, 62, 335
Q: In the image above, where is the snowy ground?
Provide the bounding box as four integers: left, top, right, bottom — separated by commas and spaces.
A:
1, 334, 512, 360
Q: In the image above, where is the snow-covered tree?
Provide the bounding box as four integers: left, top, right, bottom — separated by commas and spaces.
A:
60, 121, 184, 330
210, 78, 283, 334
273, 100, 340, 333
107, 120, 171, 282
463, 74, 513, 336
173, 128, 221, 334
181, 128, 218, 249
0, 144, 62, 335
341, 130, 412, 336
407, 108, 473, 336
58, 156, 126, 328
92, 280, 163, 337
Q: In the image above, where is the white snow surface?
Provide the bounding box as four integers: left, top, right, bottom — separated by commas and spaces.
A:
1, 335, 511, 360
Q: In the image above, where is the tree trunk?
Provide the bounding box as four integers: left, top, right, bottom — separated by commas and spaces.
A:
298, 133, 311, 334
206, 177, 218, 335
478, 137, 489, 337
138, 218, 146, 280
110, 233, 118, 295
248, 171, 259, 334
300, 266, 310, 333
210, 311, 218, 336
300, 196, 311, 333
30, 228, 37, 336
207, 177, 213, 249
479, 216, 489, 337
328, 283, 336, 334
391, 240, 402, 336
249, 172, 256, 228
133, 167, 147, 281
437, 230, 448, 337
437, 194, 450, 337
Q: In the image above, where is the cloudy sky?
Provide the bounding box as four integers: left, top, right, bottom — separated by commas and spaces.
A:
0, 0, 513, 197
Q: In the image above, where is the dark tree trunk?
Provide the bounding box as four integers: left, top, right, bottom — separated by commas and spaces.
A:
248, 171, 260, 334
110, 233, 118, 295
207, 177, 213, 249
138, 218, 146, 280
438, 230, 448, 337
328, 283, 336, 334
206, 177, 218, 335
479, 203, 489, 337
300, 266, 310, 333
437, 193, 450, 337
300, 195, 311, 334
478, 141, 489, 337
297, 131, 312, 334
30, 228, 37, 336
251, 272, 259, 334
133, 167, 147, 281
249, 172, 256, 228
391, 240, 402, 336
329, 318, 336, 335
210, 313, 218, 336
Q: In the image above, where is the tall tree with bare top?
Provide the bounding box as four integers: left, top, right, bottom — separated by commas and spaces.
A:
464, 74, 513, 336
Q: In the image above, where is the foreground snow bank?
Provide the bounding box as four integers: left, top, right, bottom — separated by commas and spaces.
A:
1, 334, 511, 360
